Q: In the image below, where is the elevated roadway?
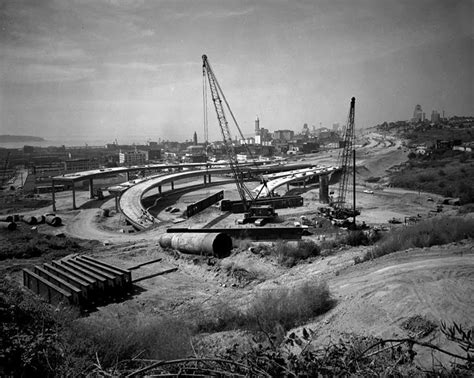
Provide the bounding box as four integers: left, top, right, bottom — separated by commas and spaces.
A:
254, 166, 339, 197
119, 164, 339, 230
118, 167, 234, 229
50, 161, 311, 211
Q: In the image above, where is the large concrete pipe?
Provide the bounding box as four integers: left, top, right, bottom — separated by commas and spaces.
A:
34, 215, 45, 224
1, 222, 17, 231
45, 215, 62, 227
0, 215, 14, 222
159, 232, 232, 258
22, 215, 38, 225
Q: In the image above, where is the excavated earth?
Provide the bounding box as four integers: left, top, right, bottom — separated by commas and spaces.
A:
3, 132, 473, 370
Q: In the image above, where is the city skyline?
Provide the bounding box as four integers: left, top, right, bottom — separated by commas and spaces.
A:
1, 0, 472, 143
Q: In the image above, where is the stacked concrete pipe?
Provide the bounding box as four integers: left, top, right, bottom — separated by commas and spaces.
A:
0, 221, 17, 231
45, 215, 62, 227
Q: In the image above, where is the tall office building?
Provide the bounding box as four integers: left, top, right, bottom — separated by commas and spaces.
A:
255, 116, 260, 135
412, 104, 423, 122
431, 110, 440, 123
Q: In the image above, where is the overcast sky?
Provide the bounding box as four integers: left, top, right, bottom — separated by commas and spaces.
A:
0, 0, 472, 143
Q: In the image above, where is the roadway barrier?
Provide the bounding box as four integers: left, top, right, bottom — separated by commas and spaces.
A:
186, 190, 224, 218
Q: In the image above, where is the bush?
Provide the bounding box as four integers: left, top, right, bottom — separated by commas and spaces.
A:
67, 316, 193, 371
365, 176, 381, 183
344, 230, 371, 246
197, 281, 333, 334
0, 278, 77, 376
274, 240, 320, 267
363, 216, 474, 261
0, 231, 82, 261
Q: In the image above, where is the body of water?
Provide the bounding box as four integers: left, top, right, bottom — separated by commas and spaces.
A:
0, 137, 149, 149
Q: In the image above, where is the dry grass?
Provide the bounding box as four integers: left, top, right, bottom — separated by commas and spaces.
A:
363, 216, 474, 261
274, 240, 321, 267
68, 315, 193, 370
196, 280, 333, 334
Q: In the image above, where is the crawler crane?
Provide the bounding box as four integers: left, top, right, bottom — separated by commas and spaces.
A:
202, 54, 276, 225
331, 97, 359, 224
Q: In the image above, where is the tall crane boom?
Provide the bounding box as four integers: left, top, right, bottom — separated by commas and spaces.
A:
335, 97, 356, 209
202, 54, 255, 209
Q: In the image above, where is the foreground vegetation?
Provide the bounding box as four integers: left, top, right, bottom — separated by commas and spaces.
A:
0, 225, 85, 261
196, 281, 333, 335
363, 216, 474, 261
1, 215, 473, 375
1, 275, 472, 376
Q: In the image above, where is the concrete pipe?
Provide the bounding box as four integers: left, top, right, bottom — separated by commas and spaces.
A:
0, 215, 14, 222
1, 222, 17, 231
45, 215, 62, 227
159, 232, 232, 258
22, 215, 38, 225
35, 215, 45, 224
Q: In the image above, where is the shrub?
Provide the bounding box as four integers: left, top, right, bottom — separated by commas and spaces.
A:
274, 240, 320, 267
418, 173, 435, 182
363, 216, 474, 261
67, 316, 193, 371
344, 230, 370, 246
365, 176, 381, 183
0, 231, 82, 261
247, 281, 332, 333
196, 281, 332, 334
0, 278, 77, 376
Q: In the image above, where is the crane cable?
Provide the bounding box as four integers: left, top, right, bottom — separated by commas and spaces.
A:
205, 60, 268, 201
203, 67, 208, 153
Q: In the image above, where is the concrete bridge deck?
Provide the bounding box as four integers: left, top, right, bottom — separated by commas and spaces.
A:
254, 166, 339, 197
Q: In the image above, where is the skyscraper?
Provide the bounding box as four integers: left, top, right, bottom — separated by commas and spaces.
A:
412, 104, 423, 122
255, 116, 260, 135
431, 110, 440, 123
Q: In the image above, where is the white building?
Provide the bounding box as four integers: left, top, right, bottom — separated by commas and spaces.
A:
119, 150, 147, 166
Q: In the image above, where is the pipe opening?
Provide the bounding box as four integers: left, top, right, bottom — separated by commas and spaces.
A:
212, 233, 233, 258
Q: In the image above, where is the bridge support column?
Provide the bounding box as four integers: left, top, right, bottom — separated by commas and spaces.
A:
287, 183, 290, 192
158, 185, 162, 194
126, 171, 131, 181
89, 178, 94, 199
72, 182, 77, 210
171, 181, 174, 190
203, 175, 207, 185
208, 174, 211, 183
319, 174, 329, 203
52, 179, 56, 212
114, 193, 119, 211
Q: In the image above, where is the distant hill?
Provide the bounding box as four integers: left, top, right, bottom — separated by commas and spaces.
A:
0, 135, 45, 143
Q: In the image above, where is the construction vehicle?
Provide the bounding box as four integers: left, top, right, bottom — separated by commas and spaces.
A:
202, 55, 276, 226
330, 97, 360, 222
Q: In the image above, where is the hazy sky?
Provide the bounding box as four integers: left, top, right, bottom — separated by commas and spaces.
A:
0, 0, 472, 143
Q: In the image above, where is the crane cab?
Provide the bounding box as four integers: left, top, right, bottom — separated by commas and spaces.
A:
237, 205, 277, 226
